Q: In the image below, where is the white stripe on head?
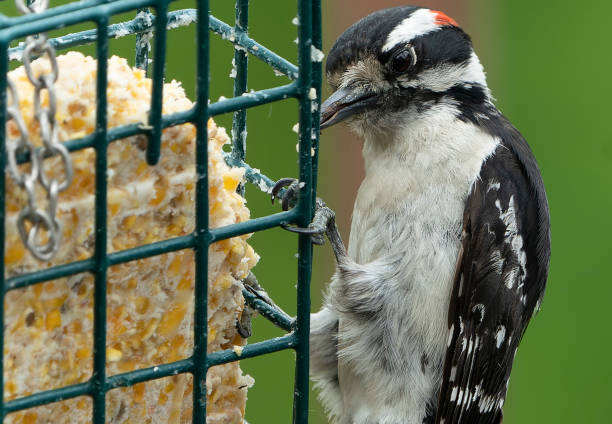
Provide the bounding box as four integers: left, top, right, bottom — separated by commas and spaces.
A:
383, 9, 439, 52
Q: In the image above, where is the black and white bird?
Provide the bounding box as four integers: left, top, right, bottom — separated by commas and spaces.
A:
290, 5, 550, 424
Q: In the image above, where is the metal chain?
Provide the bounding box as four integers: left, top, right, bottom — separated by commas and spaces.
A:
6, 0, 73, 261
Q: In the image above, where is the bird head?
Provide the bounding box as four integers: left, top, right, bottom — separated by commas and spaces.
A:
321, 6, 491, 137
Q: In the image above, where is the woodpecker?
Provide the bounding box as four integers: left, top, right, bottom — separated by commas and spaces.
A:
276, 6, 551, 424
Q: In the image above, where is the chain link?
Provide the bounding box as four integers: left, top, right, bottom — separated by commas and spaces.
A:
5, 0, 73, 261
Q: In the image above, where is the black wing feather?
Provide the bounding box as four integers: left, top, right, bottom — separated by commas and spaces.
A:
435, 116, 550, 424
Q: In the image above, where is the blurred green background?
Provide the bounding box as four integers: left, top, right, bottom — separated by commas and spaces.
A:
1, 0, 610, 422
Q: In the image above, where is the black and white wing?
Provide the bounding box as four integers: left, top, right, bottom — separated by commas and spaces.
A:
435, 128, 551, 424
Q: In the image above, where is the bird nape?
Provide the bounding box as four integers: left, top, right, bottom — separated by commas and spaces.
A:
270, 5, 549, 424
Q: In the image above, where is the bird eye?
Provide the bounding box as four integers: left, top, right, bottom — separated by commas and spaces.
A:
391, 46, 417, 74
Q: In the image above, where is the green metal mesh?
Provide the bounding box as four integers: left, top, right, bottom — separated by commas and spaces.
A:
0, 0, 321, 422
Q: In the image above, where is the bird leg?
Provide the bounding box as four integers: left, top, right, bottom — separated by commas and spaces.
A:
271, 178, 347, 264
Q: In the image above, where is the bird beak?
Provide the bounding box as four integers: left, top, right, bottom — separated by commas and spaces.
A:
320, 87, 376, 130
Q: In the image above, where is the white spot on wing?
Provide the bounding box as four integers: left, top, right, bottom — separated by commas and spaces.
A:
478, 397, 487, 413
451, 386, 458, 402
466, 390, 473, 407
447, 324, 454, 347
504, 267, 518, 289
490, 249, 503, 275
479, 394, 498, 413
472, 304, 485, 323
498, 196, 528, 289
486, 179, 500, 193
495, 326, 506, 348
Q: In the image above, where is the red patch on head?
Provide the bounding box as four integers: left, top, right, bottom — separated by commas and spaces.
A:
432, 10, 459, 27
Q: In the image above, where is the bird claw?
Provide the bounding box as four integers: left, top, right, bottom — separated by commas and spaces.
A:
272, 177, 331, 245
280, 198, 333, 246
236, 308, 253, 338
236, 271, 289, 338
271, 177, 300, 211
236, 272, 262, 338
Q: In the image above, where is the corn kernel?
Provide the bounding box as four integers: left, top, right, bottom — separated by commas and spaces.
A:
127, 277, 138, 289
136, 160, 148, 175
76, 398, 88, 410
45, 309, 62, 331
168, 254, 183, 276
229, 242, 245, 266
149, 185, 165, 206
157, 306, 187, 336
5, 381, 16, 394
4, 243, 25, 265
71, 320, 82, 334
118, 359, 137, 373
6, 202, 19, 213
177, 277, 191, 291
140, 318, 159, 340
22, 412, 37, 424
42, 295, 67, 309
122, 215, 137, 229
76, 348, 90, 359
108, 189, 126, 215
134, 297, 150, 314
71, 117, 86, 130
170, 335, 185, 351
107, 347, 123, 362
32, 284, 43, 298
223, 175, 239, 191
214, 275, 233, 290
133, 383, 146, 403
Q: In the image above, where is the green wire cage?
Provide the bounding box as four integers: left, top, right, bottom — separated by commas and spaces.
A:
0, 0, 321, 422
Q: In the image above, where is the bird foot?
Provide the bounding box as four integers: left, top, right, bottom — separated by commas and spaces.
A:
236, 271, 290, 338
271, 178, 347, 260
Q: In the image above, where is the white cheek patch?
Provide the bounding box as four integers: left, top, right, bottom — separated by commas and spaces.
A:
398, 53, 489, 95
383, 9, 440, 52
